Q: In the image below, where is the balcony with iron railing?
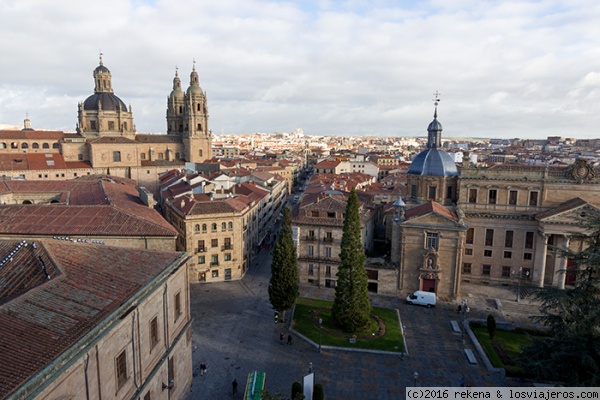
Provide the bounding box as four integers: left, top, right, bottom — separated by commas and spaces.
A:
305, 235, 317, 241
322, 237, 334, 243
222, 244, 233, 251
196, 247, 206, 253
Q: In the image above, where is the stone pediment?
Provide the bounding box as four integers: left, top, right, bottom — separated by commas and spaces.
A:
536, 197, 600, 225
403, 211, 463, 228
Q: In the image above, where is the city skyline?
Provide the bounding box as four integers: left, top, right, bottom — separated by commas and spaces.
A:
2, 0, 600, 138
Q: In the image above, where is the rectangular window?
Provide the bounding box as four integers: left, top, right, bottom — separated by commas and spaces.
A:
466, 228, 474, 245
411, 185, 417, 198
488, 189, 497, 205
523, 252, 533, 260
327, 212, 335, 218
462, 263, 472, 274
428, 186, 437, 200
211, 239, 218, 248
468, 189, 477, 204
211, 255, 219, 265
482, 264, 492, 275
116, 350, 128, 389
150, 317, 159, 350
504, 251, 512, 259
484, 249, 492, 257
308, 230, 315, 238
426, 232, 439, 250
224, 237, 232, 249
505, 230, 514, 248
308, 264, 314, 276
324, 231, 333, 242
198, 240, 205, 252
485, 229, 494, 246
175, 292, 182, 320
108, 121, 115, 130
325, 265, 331, 277
525, 232, 534, 249
198, 256, 205, 264
225, 253, 232, 261
325, 247, 332, 258
211, 269, 219, 277
90, 121, 97, 130
366, 269, 379, 280
308, 245, 314, 256
502, 266, 511, 277
529, 191, 539, 206
113, 151, 121, 162
464, 248, 473, 256
311, 211, 319, 217
509, 190, 518, 205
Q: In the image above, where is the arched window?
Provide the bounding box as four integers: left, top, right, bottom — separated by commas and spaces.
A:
194, 224, 200, 232
52, 142, 60, 149
0, 142, 6, 149
42, 143, 49, 149
21, 142, 28, 149
228, 222, 233, 230
202, 224, 207, 232
221, 222, 226, 231
211, 223, 217, 231
32, 142, 39, 149
22, 200, 32, 204
11, 142, 17, 149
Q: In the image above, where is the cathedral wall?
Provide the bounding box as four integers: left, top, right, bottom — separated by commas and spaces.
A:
90, 142, 138, 168
61, 141, 89, 161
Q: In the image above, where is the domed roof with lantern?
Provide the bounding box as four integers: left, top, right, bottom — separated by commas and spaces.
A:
407, 94, 459, 177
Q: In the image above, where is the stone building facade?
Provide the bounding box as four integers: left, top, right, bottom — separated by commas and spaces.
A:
0, 240, 192, 400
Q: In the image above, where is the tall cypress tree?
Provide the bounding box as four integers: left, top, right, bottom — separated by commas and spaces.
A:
268, 206, 299, 322
332, 189, 371, 333
519, 210, 600, 385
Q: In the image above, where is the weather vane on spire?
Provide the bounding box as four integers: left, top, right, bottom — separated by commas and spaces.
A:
432, 91, 441, 106
99, 51, 103, 65
193, 58, 196, 71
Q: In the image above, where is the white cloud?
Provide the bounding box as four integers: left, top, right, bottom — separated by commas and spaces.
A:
1, 0, 600, 138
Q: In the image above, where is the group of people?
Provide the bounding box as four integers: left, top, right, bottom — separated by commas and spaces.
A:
279, 332, 293, 345
199, 362, 239, 396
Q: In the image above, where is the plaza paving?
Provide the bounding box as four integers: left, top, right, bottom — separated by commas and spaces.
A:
187, 247, 542, 399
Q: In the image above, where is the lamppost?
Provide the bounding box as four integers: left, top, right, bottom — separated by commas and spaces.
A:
318, 317, 322, 353
513, 267, 529, 303
460, 299, 470, 344
413, 371, 419, 387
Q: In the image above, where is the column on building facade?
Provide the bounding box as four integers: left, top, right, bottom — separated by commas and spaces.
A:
452, 232, 465, 299
533, 233, 549, 288
555, 235, 570, 290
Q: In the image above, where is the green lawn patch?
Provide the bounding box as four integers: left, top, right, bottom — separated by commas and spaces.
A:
292, 297, 403, 352
471, 325, 542, 377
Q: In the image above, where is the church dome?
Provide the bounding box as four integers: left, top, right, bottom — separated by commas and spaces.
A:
170, 70, 185, 101
83, 93, 128, 111
186, 63, 203, 96
407, 148, 459, 176
407, 94, 458, 177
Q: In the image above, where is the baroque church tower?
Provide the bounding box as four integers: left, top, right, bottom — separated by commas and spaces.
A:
166, 62, 212, 163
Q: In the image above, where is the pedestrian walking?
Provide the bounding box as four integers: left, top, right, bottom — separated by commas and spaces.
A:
232, 379, 238, 395
274, 312, 279, 324
280, 333, 284, 345
200, 363, 207, 376
287, 334, 292, 345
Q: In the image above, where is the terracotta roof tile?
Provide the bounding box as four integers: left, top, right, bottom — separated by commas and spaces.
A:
405, 201, 458, 222
0, 239, 187, 398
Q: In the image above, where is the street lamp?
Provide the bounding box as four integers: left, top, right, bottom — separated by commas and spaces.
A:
318, 317, 322, 353
460, 299, 470, 344
413, 371, 419, 387
513, 267, 529, 303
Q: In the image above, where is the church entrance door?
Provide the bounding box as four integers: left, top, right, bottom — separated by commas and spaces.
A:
422, 278, 436, 293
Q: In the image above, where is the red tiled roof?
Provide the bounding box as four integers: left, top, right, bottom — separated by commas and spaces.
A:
405, 201, 458, 222
0, 239, 187, 398
0, 130, 64, 140
0, 178, 176, 237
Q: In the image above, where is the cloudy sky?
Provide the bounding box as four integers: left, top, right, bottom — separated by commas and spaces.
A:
1, 0, 600, 138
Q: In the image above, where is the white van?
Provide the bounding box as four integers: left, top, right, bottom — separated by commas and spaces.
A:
406, 291, 436, 307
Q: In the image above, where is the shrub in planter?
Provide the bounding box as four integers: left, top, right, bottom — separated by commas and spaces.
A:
313, 383, 324, 400
292, 382, 303, 399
